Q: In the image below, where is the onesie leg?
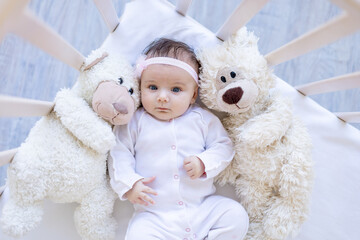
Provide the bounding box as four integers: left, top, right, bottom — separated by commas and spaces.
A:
199, 196, 249, 240
126, 211, 179, 240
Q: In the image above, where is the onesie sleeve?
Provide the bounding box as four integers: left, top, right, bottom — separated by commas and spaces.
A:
195, 109, 235, 179
108, 110, 144, 200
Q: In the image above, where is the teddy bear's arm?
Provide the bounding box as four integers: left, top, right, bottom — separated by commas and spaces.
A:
54, 89, 116, 154
263, 120, 313, 239
239, 95, 292, 149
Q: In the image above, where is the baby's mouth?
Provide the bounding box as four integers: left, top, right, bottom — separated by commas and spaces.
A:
156, 107, 170, 111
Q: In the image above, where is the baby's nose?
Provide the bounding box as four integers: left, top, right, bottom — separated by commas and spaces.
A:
157, 91, 169, 102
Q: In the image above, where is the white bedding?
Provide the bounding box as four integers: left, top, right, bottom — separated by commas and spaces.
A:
1, 0, 359, 239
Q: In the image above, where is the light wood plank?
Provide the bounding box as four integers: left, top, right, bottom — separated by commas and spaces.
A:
335, 112, 360, 123
0, 95, 54, 117
175, 0, 192, 16
216, 0, 270, 41
12, 9, 85, 70
265, 13, 360, 66
0, 148, 18, 166
296, 71, 360, 96
331, 0, 360, 15
0, 0, 30, 41
93, 0, 119, 32
0, 184, 5, 197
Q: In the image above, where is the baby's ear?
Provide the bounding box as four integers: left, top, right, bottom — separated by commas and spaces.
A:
83, 52, 109, 71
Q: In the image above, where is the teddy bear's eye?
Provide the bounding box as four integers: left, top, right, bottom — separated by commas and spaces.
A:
118, 77, 123, 84
220, 76, 227, 83
129, 88, 134, 95
230, 71, 236, 78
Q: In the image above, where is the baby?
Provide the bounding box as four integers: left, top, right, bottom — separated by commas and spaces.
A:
108, 38, 249, 240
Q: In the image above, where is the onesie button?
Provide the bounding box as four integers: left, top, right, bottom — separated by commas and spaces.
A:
174, 174, 179, 180
185, 228, 191, 232
171, 145, 176, 150
178, 201, 184, 205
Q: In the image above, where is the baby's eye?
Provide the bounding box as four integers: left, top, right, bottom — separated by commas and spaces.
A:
172, 87, 181, 93
149, 85, 157, 90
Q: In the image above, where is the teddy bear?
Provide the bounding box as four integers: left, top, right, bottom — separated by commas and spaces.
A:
197, 27, 313, 240
0, 48, 140, 240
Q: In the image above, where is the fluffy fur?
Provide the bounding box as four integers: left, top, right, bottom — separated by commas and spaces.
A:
198, 28, 313, 240
1, 49, 139, 240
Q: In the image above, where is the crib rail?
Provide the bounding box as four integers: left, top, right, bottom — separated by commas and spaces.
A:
0, 0, 29, 41
0, 94, 53, 166
175, 0, 193, 16
0, 148, 18, 166
335, 112, 360, 123
265, 12, 360, 67
0, 0, 85, 70
216, 0, 270, 41
0, 95, 54, 117
93, 0, 120, 32
296, 72, 360, 96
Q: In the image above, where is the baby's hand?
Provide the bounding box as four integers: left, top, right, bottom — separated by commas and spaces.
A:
124, 176, 157, 206
183, 156, 205, 180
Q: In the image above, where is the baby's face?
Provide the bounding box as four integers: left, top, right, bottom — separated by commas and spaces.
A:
140, 63, 198, 121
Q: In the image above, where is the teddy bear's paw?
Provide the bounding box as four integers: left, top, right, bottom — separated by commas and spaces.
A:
243, 221, 268, 240
92, 217, 117, 240
1, 201, 43, 237
263, 207, 296, 239
75, 215, 117, 240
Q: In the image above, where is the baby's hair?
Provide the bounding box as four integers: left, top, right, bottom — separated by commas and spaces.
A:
143, 38, 200, 73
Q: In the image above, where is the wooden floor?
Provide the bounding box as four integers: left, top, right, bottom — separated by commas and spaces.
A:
0, 0, 359, 184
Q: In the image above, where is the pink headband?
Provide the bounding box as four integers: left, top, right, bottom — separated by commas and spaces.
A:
135, 55, 199, 84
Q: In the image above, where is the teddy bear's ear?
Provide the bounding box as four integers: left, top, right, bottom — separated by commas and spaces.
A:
83, 52, 109, 71
224, 27, 258, 49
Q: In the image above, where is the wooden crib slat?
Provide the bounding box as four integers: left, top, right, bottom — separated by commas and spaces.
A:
0, 184, 5, 197
0, 0, 30, 42
0, 95, 54, 117
216, 0, 270, 41
11, 9, 85, 71
296, 71, 360, 96
265, 13, 360, 66
331, 0, 360, 16
0, 148, 18, 166
335, 112, 360, 123
175, 0, 193, 16
93, 0, 119, 33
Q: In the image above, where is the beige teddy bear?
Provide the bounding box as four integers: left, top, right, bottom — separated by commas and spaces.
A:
1, 49, 140, 240
198, 27, 313, 240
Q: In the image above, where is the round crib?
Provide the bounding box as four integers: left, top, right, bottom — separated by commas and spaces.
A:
0, 0, 360, 239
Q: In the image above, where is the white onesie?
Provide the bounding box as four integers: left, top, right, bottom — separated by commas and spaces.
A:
109, 104, 248, 240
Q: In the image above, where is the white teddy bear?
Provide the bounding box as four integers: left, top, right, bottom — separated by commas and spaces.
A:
198, 28, 313, 240
1, 49, 140, 240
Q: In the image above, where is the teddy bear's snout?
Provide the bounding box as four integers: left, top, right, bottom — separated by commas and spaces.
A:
222, 87, 243, 105
112, 103, 128, 114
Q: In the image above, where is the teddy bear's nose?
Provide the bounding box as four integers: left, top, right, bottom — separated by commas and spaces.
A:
112, 103, 128, 114
222, 87, 243, 105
